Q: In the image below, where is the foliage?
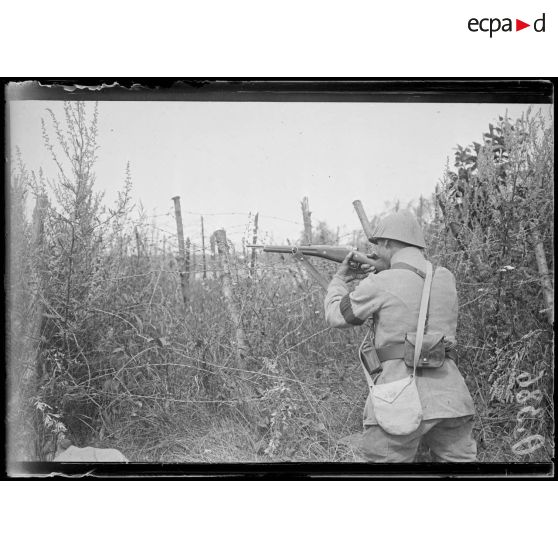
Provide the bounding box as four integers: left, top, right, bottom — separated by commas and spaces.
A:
8, 103, 554, 463
431, 109, 553, 460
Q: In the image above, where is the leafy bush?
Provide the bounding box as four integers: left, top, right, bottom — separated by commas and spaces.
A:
431, 109, 553, 461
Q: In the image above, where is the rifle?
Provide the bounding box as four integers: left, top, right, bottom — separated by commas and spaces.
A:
246, 244, 379, 267
248, 200, 381, 290
247, 244, 381, 290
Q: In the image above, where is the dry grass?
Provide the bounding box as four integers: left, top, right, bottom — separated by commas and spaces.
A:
9, 240, 554, 464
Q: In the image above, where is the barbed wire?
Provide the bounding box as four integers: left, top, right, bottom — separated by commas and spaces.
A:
24, 198, 553, 298
145, 208, 304, 227
123, 206, 548, 260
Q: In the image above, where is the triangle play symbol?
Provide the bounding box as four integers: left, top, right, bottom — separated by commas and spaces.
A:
516, 19, 530, 31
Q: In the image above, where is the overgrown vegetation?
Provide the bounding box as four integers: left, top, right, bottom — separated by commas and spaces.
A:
7, 102, 554, 463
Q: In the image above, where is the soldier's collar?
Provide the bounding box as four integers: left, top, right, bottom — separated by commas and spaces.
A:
390, 246, 425, 267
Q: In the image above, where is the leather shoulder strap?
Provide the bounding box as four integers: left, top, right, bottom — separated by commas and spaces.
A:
425, 265, 437, 333
391, 262, 426, 279
413, 261, 433, 377
391, 261, 437, 331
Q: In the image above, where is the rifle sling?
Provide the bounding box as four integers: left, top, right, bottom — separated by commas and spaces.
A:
390, 262, 426, 278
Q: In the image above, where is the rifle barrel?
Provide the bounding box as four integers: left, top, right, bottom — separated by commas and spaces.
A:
247, 244, 378, 265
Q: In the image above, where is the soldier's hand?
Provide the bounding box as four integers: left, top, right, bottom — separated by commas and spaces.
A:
367, 254, 388, 273
335, 251, 375, 283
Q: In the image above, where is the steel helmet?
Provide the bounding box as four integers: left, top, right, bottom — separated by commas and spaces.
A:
370, 210, 426, 249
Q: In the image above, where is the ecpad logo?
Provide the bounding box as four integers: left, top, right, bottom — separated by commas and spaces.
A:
468, 13, 546, 37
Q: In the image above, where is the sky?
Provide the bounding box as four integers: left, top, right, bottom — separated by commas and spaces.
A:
7, 100, 551, 247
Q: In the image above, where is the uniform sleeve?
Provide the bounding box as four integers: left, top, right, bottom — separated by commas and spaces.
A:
324, 273, 386, 328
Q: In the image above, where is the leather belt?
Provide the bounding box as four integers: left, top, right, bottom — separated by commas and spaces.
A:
376, 343, 458, 364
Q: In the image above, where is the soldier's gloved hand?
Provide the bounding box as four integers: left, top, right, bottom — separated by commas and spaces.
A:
335, 251, 375, 283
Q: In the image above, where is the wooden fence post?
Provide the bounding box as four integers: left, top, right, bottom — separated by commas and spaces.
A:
186, 237, 191, 279
250, 212, 259, 277
214, 229, 248, 362
286, 237, 329, 292
301, 197, 312, 244
291, 252, 330, 291
283, 239, 305, 291
191, 242, 196, 281
200, 216, 207, 280
172, 196, 190, 307
31, 193, 48, 383
531, 225, 554, 325
352, 200, 375, 241
210, 233, 217, 279
134, 226, 142, 261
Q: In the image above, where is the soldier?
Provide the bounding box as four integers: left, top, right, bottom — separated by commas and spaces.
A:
324, 211, 476, 462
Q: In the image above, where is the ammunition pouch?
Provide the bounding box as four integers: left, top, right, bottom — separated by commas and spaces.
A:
403, 332, 446, 369
359, 339, 383, 375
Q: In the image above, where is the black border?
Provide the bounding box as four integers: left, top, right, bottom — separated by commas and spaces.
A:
3, 78, 556, 479
7, 461, 555, 479
4, 78, 555, 103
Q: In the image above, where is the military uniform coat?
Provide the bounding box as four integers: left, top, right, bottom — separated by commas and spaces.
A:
324, 246, 475, 426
